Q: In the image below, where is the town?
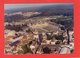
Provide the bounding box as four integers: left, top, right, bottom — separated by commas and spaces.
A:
4, 4, 74, 54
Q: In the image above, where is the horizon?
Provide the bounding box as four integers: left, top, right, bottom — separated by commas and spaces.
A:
4, 3, 73, 10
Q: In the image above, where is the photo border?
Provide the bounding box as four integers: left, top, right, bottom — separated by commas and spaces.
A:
0, 0, 80, 58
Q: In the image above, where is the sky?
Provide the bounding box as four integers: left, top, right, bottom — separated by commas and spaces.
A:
4, 3, 73, 10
